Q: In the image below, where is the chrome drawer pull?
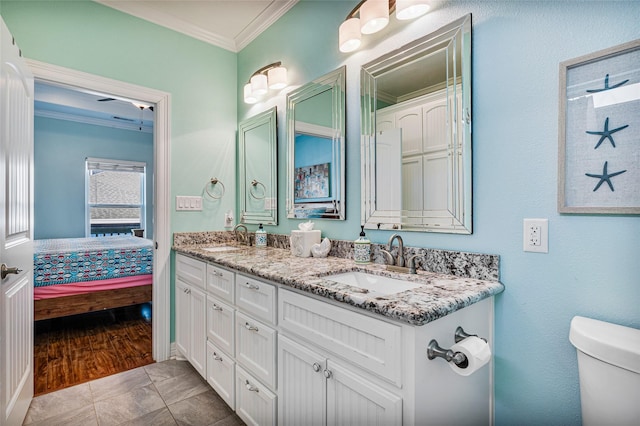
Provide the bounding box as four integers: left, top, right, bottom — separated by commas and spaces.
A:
245, 380, 259, 392
245, 322, 259, 332
212, 304, 223, 311
213, 352, 223, 362
245, 282, 260, 290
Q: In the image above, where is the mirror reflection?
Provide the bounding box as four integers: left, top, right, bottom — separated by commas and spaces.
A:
361, 14, 472, 233
239, 107, 278, 225
287, 66, 346, 220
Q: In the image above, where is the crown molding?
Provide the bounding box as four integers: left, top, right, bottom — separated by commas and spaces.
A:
97, 1, 298, 52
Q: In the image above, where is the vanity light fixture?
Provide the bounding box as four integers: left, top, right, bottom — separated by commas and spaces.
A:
338, 0, 431, 53
243, 61, 288, 104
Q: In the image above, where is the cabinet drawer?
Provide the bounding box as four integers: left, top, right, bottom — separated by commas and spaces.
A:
236, 311, 276, 390
207, 341, 235, 410
235, 274, 276, 325
207, 264, 235, 303
279, 289, 403, 387
236, 366, 276, 426
207, 296, 235, 356
175, 254, 206, 290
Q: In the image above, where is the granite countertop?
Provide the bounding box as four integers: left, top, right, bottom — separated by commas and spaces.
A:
173, 241, 505, 326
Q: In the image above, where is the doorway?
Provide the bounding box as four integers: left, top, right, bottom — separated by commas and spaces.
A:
27, 60, 171, 373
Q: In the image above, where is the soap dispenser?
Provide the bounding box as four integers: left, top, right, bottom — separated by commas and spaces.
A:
256, 223, 267, 248
354, 225, 371, 264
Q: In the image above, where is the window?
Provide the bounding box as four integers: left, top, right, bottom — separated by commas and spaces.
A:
86, 157, 146, 237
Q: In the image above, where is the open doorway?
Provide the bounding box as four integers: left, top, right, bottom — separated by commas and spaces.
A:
33, 80, 156, 394
27, 59, 171, 393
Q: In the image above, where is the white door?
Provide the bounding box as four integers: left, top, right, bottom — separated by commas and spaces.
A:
0, 16, 34, 426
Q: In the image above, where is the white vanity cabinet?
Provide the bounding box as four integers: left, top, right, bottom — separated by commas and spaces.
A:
174, 252, 494, 426
278, 334, 402, 426
175, 254, 207, 377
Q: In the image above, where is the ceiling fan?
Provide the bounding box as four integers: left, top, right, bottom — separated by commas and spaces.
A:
98, 97, 154, 111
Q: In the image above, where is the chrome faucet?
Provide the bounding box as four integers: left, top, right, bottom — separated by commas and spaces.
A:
233, 224, 251, 246
382, 233, 405, 267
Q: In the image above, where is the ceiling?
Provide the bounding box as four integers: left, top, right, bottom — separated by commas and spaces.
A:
96, 0, 299, 52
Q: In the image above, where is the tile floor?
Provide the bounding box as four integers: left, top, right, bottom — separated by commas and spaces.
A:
23, 359, 245, 426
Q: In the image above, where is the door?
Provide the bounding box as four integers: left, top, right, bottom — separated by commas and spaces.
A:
0, 16, 35, 426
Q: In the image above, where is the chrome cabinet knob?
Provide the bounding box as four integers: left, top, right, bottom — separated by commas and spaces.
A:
312, 362, 321, 372
323, 369, 332, 379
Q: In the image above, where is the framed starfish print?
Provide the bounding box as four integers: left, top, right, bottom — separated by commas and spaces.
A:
558, 39, 640, 214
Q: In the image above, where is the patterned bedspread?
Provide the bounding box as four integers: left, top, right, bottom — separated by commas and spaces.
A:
34, 236, 153, 287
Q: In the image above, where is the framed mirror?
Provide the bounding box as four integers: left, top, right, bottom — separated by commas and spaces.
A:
239, 106, 278, 225
361, 14, 472, 233
286, 66, 346, 220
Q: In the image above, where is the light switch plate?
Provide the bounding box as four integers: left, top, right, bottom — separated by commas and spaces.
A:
523, 218, 548, 253
176, 196, 203, 211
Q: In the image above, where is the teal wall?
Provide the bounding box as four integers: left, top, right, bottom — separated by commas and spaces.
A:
238, 1, 640, 424
1, 0, 238, 344
3, 1, 640, 424
34, 116, 154, 239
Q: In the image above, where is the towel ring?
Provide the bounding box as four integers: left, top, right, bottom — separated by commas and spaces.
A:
249, 179, 266, 200
205, 177, 225, 199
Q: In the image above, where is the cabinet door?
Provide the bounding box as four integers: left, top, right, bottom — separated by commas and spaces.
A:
175, 277, 191, 359
396, 106, 423, 156
236, 366, 276, 426
326, 361, 402, 426
236, 311, 276, 389
207, 296, 235, 356
207, 341, 235, 410
189, 285, 207, 377
278, 335, 326, 426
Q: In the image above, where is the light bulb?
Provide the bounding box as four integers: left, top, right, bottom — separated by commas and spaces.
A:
244, 83, 257, 104
339, 17, 362, 53
268, 66, 287, 90
359, 0, 389, 35
396, 0, 430, 20
250, 74, 268, 96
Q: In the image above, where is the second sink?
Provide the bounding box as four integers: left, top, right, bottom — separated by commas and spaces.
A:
324, 271, 422, 296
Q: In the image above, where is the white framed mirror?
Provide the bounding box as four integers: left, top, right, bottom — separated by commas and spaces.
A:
239, 106, 278, 225
361, 14, 472, 233
286, 66, 346, 220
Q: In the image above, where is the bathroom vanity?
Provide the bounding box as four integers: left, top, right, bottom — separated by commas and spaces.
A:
173, 239, 503, 426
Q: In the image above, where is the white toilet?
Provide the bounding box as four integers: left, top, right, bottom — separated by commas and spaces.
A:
570, 316, 640, 425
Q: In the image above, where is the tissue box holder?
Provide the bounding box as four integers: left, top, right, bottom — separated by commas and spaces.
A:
290, 230, 321, 257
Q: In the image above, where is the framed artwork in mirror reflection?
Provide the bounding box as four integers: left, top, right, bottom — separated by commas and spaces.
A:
558, 39, 640, 214
295, 162, 331, 202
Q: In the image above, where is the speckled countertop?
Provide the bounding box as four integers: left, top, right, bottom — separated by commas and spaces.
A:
173, 236, 505, 326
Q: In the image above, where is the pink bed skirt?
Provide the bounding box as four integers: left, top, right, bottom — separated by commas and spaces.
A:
33, 274, 153, 300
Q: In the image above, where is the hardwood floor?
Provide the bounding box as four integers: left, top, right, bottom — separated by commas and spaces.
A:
34, 303, 153, 396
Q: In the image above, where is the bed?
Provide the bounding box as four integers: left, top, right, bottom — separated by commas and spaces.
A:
33, 236, 153, 321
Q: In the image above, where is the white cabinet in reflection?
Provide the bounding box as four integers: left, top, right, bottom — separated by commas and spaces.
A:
376, 87, 462, 229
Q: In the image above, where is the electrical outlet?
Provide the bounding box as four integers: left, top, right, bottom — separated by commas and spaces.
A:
523, 218, 548, 253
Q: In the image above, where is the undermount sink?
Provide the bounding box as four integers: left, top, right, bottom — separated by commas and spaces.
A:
202, 246, 240, 253
324, 271, 422, 297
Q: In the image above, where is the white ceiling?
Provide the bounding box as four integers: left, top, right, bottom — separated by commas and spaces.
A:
96, 0, 299, 52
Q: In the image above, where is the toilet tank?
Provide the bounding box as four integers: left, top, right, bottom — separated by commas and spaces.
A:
569, 316, 640, 426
